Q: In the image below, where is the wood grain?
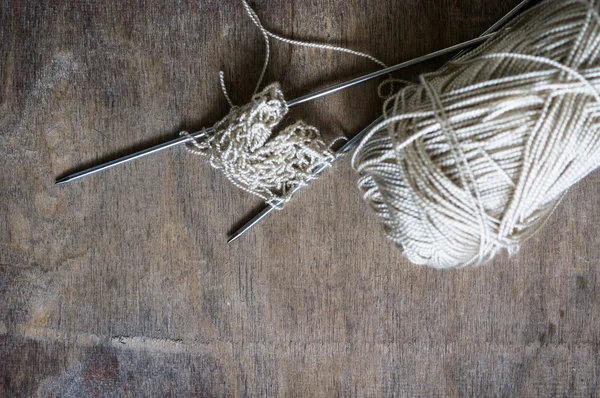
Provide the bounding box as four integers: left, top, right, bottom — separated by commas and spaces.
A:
1, 0, 600, 396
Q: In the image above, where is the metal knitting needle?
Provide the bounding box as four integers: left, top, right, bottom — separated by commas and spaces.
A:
228, 0, 532, 242
227, 114, 384, 243
55, 33, 495, 185
57, 0, 532, 185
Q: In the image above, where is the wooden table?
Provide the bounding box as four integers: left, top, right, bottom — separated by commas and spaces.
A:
2, 0, 599, 396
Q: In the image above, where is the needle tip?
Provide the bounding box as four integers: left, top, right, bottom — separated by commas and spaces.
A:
227, 234, 241, 244
55, 177, 70, 185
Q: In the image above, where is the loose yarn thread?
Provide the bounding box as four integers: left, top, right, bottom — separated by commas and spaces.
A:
182, 0, 386, 206
353, 0, 600, 268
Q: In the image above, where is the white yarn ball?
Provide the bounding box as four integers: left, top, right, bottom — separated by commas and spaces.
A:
353, 0, 600, 268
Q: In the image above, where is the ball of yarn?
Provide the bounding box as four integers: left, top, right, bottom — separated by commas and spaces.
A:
353, 0, 600, 268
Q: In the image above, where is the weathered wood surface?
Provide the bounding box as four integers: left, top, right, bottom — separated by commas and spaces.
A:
1, 0, 600, 396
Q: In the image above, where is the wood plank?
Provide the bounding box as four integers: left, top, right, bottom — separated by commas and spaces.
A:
1, 0, 599, 396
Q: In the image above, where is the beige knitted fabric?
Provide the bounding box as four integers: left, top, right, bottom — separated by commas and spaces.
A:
182, 83, 335, 206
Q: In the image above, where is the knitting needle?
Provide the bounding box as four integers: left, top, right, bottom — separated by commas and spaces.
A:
227, 0, 532, 242
55, 33, 495, 185
227, 114, 384, 243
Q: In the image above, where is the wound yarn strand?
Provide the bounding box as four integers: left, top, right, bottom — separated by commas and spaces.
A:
353, 0, 600, 268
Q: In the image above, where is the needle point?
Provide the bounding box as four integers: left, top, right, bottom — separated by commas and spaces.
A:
55, 177, 70, 185
227, 234, 241, 244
